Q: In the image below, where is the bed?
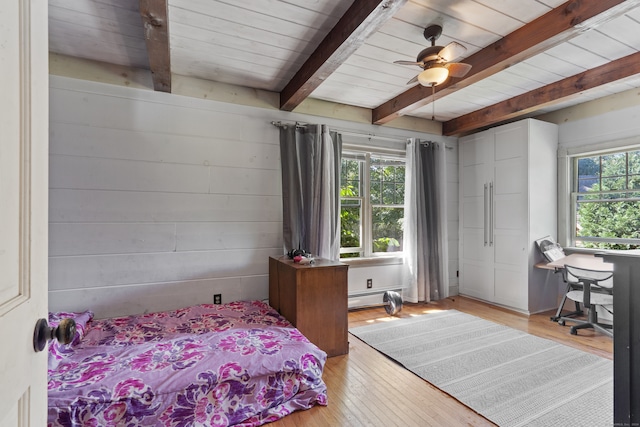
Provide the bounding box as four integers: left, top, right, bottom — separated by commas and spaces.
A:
47, 300, 328, 426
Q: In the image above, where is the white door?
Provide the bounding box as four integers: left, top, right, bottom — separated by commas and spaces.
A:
0, 0, 49, 426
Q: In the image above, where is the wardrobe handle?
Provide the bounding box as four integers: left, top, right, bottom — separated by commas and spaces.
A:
484, 183, 488, 246
489, 182, 494, 247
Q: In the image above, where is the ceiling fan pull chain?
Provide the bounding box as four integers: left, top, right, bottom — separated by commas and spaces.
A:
432, 84, 435, 121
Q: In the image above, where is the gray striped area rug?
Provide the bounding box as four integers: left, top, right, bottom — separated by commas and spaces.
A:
350, 310, 612, 427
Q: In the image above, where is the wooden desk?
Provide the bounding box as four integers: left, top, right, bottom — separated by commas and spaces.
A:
535, 253, 613, 322
535, 253, 613, 271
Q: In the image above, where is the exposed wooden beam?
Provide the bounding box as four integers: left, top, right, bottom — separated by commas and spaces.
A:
442, 51, 640, 136
372, 0, 640, 125
280, 0, 407, 111
139, 0, 171, 93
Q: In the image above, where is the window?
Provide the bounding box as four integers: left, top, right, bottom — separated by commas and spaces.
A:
571, 148, 640, 249
340, 152, 405, 259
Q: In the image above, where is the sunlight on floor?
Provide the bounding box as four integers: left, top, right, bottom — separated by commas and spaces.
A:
420, 308, 446, 314
365, 316, 399, 324
364, 307, 447, 324
362, 308, 412, 323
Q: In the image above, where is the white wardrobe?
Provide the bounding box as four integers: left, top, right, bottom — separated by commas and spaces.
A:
459, 118, 560, 314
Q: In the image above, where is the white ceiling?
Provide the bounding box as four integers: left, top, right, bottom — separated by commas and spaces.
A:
48, 0, 640, 134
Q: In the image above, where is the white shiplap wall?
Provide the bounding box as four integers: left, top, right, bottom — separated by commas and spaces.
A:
48, 77, 284, 319
48, 75, 459, 319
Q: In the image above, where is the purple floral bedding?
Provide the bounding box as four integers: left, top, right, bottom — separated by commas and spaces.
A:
48, 300, 327, 426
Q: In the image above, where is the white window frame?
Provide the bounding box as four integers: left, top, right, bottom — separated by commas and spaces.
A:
340, 149, 406, 260
560, 138, 640, 249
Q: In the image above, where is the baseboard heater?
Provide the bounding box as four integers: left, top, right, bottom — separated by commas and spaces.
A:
348, 288, 403, 310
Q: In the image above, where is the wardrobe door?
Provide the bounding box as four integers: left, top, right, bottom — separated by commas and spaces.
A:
492, 123, 529, 309
460, 132, 494, 301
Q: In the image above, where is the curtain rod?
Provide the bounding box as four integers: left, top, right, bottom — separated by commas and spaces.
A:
270, 121, 452, 149
338, 130, 407, 143
417, 140, 453, 150
270, 121, 406, 143
399, 139, 453, 150
271, 120, 308, 129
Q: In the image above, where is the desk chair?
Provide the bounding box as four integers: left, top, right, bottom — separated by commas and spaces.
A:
550, 270, 584, 322
557, 265, 613, 338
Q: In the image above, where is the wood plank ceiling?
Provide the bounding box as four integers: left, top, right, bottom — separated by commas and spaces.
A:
48, 0, 640, 135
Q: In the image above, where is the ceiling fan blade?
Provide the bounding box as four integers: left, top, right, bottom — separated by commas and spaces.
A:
438, 42, 467, 62
394, 60, 424, 66
406, 74, 419, 85
445, 62, 472, 78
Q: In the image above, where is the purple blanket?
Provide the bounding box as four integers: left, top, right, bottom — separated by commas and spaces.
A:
48, 300, 327, 426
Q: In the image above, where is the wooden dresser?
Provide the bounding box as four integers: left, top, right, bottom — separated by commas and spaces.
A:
268, 256, 349, 357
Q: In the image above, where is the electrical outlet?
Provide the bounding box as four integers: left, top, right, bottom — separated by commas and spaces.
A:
366, 279, 373, 289
214, 294, 222, 304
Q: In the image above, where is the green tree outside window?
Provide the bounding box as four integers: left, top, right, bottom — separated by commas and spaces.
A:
340, 154, 405, 258
574, 150, 640, 250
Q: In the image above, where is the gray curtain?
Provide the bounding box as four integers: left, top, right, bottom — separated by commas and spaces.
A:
279, 124, 342, 261
403, 139, 449, 302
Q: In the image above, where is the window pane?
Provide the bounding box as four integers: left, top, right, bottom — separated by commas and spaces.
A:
395, 165, 405, 183
370, 181, 381, 204
577, 157, 599, 192
629, 151, 640, 175
372, 207, 404, 253
602, 176, 626, 191
577, 178, 596, 194
340, 200, 361, 249
396, 183, 405, 202
370, 163, 382, 183
341, 159, 361, 197
576, 199, 640, 248
382, 182, 397, 204
370, 160, 405, 206
601, 153, 626, 177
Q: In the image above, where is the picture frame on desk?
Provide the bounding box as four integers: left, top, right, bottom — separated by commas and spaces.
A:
535, 235, 565, 262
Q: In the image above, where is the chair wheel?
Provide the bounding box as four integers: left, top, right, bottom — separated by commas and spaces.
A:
570, 327, 577, 335
558, 320, 565, 326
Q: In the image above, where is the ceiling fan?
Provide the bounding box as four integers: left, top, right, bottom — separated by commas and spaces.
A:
394, 24, 472, 87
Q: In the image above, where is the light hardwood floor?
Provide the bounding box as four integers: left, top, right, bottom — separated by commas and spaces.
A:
271, 295, 613, 426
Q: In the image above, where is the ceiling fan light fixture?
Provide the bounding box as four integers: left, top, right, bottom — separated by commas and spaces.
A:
417, 67, 448, 86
